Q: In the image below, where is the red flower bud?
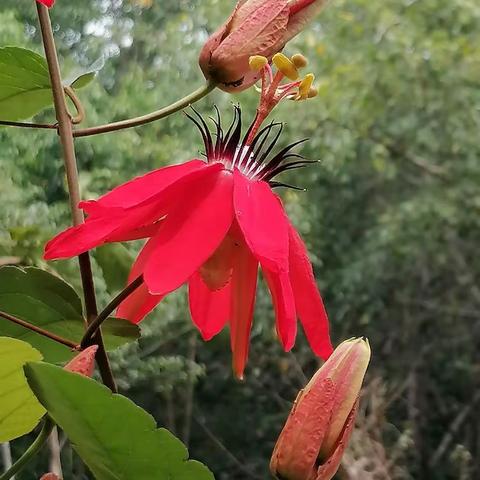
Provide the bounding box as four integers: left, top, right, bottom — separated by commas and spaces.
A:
40, 474, 60, 480
270, 338, 371, 480
199, 0, 328, 92
64, 345, 98, 377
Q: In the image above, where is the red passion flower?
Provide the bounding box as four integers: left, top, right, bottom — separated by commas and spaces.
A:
44, 108, 333, 377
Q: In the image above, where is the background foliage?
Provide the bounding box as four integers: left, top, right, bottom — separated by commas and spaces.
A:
0, 0, 479, 478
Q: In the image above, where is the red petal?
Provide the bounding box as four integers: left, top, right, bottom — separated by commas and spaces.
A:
288, 224, 333, 359
103, 165, 219, 243
44, 216, 122, 260
233, 170, 289, 272
117, 239, 164, 323
189, 271, 231, 340
117, 282, 163, 324
91, 160, 205, 210
107, 221, 162, 242
143, 169, 234, 296
262, 267, 297, 351
45, 163, 215, 260
37, 0, 55, 7
230, 241, 258, 379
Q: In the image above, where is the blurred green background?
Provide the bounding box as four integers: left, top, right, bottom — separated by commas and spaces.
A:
1, 0, 479, 478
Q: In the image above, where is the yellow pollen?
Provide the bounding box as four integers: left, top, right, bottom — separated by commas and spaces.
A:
298, 73, 315, 99
291, 53, 308, 69
272, 53, 299, 80
249, 55, 268, 71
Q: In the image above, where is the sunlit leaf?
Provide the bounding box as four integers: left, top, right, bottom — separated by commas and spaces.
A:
25, 362, 215, 480
0, 47, 52, 121
66, 56, 105, 90
0, 337, 45, 442
0, 266, 140, 363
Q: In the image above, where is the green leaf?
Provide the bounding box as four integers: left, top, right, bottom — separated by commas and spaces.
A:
0, 337, 45, 442
0, 267, 140, 363
0, 46, 53, 121
66, 56, 105, 90
94, 243, 134, 294
70, 72, 96, 89
25, 362, 215, 480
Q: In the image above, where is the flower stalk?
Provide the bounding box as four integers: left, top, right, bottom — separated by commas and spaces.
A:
36, 2, 116, 392
80, 275, 144, 349
72, 82, 216, 137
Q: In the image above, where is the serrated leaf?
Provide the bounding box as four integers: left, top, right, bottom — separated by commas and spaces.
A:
0, 337, 45, 442
0, 46, 53, 121
0, 266, 140, 363
25, 362, 215, 480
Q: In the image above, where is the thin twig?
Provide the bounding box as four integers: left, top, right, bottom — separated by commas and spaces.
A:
0, 418, 54, 480
0, 310, 77, 349
72, 82, 216, 137
0, 120, 56, 130
80, 275, 144, 348
36, 3, 117, 392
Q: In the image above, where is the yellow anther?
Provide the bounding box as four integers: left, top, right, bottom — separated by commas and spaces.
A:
249, 55, 268, 71
298, 73, 315, 99
291, 53, 308, 69
307, 87, 318, 99
272, 53, 299, 80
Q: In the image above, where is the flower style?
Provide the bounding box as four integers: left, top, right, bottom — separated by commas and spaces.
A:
270, 338, 371, 480
44, 104, 332, 378
199, 0, 328, 91
36, 0, 55, 7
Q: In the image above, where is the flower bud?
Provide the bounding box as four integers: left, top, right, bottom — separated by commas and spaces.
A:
270, 338, 371, 480
64, 345, 98, 377
199, 0, 329, 92
40, 474, 60, 480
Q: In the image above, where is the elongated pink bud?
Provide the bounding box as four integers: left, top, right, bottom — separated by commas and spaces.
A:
40, 474, 60, 480
64, 345, 98, 377
270, 338, 371, 480
199, 0, 329, 92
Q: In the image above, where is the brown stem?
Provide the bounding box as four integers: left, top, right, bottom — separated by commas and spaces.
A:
36, 3, 117, 392
0, 310, 77, 349
0, 120, 57, 130
64, 86, 85, 125
72, 82, 216, 137
80, 275, 144, 349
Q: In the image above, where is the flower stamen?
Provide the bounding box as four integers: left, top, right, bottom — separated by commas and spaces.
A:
245, 52, 319, 144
